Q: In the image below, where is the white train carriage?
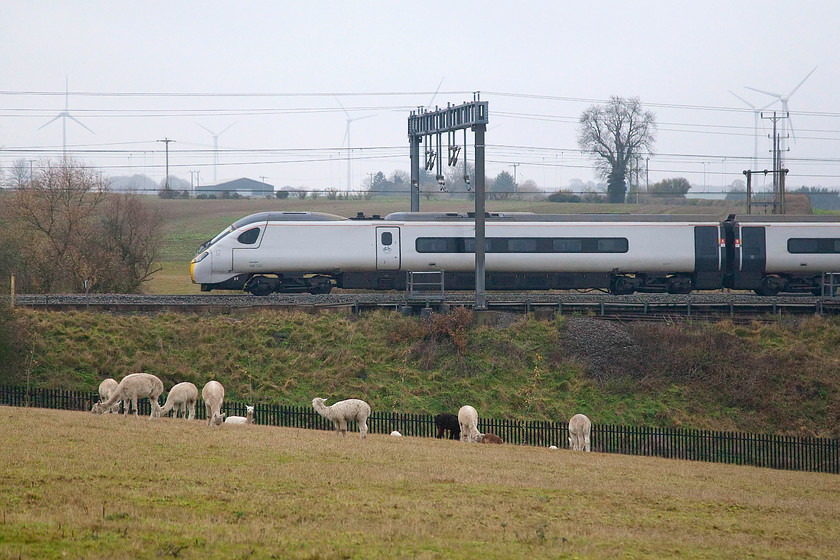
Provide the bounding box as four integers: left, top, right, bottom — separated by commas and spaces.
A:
727, 215, 840, 295
191, 211, 732, 295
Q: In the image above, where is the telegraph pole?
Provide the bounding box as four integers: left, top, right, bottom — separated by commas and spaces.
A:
157, 138, 175, 189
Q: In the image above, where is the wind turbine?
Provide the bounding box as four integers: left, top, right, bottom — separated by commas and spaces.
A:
728, 90, 775, 171
335, 97, 375, 191
745, 66, 817, 167
38, 76, 94, 161
197, 122, 236, 183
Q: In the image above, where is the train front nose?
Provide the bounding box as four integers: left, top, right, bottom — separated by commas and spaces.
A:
191, 251, 210, 284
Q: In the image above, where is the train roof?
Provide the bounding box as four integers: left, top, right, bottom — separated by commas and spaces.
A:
233, 211, 347, 228
382, 211, 724, 222
733, 214, 840, 223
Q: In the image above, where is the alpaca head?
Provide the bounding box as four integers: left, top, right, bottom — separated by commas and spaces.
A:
91, 402, 106, 415
211, 411, 225, 426
312, 397, 326, 410
246, 405, 255, 415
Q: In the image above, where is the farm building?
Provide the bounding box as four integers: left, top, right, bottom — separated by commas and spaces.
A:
197, 177, 274, 197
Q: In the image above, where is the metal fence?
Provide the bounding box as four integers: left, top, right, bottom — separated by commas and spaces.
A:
2, 385, 837, 474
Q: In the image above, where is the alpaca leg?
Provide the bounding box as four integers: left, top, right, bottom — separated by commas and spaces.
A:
149, 399, 159, 418
359, 418, 368, 439
338, 420, 348, 437
584, 434, 591, 452
188, 403, 195, 420
460, 423, 468, 442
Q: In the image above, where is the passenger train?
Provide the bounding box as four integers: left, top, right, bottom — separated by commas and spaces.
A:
190, 211, 840, 296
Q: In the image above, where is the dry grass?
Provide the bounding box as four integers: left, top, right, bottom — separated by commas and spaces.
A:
1, 407, 838, 559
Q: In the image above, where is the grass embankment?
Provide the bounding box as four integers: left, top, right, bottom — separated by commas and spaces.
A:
6, 308, 840, 437
1, 407, 838, 560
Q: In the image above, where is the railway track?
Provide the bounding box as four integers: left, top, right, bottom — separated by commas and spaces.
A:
12, 292, 840, 322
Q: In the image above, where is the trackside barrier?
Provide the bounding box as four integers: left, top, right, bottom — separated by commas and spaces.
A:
2, 386, 837, 474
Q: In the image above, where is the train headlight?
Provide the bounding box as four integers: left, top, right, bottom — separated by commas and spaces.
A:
193, 251, 209, 263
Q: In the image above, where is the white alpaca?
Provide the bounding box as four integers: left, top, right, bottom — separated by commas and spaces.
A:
458, 405, 481, 443
224, 405, 255, 425
159, 382, 198, 420
202, 380, 226, 426
312, 397, 370, 438
390, 431, 402, 437
96, 378, 121, 414
91, 373, 163, 418
568, 413, 592, 452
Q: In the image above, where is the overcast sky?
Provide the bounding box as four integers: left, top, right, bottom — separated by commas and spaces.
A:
1, 0, 838, 195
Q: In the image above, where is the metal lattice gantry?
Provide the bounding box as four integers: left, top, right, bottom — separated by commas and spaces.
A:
407, 94, 489, 309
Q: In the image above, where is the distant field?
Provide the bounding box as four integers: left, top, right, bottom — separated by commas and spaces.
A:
2, 406, 838, 559
145, 196, 737, 295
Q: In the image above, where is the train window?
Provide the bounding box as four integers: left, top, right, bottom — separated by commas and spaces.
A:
788, 238, 840, 254
553, 239, 583, 253
416, 238, 449, 252
416, 236, 628, 253
237, 228, 260, 245
381, 232, 393, 246
509, 239, 538, 252
462, 238, 495, 253
597, 238, 628, 253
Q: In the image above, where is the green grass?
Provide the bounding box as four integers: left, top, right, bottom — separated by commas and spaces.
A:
5, 308, 840, 438
2, 406, 838, 560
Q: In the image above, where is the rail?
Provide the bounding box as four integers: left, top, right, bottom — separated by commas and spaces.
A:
12, 295, 840, 320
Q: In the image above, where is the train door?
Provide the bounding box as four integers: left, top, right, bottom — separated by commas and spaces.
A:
693, 225, 725, 289
231, 222, 267, 272
376, 227, 401, 270
739, 226, 766, 273
694, 226, 722, 272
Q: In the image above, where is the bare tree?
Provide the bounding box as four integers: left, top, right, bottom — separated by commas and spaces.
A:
88, 193, 164, 292
9, 160, 106, 291
6, 159, 31, 189
577, 96, 656, 203
5, 159, 163, 293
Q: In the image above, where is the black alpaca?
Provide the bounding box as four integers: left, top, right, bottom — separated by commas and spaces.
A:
434, 413, 461, 440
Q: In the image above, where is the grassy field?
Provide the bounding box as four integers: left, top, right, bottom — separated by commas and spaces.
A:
2, 406, 838, 560
146, 196, 740, 295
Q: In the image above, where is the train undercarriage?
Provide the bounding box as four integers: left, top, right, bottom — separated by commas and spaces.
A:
205, 270, 829, 297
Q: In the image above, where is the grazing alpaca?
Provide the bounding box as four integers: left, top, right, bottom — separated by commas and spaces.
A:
458, 405, 481, 443
91, 373, 163, 418
225, 405, 255, 425
434, 413, 461, 440
568, 413, 592, 452
159, 382, 198, 420
312, 397, 370, 438
479, 432, 503, 444
202, 380, 225, 426
96, 378, 121, 414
